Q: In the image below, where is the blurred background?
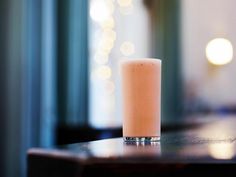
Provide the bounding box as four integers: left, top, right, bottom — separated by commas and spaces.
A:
0, 0, 236, 177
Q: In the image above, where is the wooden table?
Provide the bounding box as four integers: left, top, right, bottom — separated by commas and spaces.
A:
28, 115, 236, 177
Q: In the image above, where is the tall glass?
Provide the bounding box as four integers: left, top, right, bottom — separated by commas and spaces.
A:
121, 58, 161, 142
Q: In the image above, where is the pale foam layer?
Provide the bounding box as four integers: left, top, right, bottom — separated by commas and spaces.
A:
121, 58, 161, 66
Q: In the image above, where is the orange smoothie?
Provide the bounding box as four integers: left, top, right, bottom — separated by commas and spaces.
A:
121, 58, 161, 141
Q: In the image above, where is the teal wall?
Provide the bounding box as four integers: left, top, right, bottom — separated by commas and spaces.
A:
152, 0, 183, 123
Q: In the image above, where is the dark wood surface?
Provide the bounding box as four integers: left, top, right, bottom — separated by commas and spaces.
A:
28, 115, 236, 177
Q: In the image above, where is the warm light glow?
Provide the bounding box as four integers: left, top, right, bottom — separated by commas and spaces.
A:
102, 29, 117, 42
95, 66, 112, 80
119, 4, 133, 15
120, 41, 135, 56
208, 143, 235, 160
99, 38, 114, 52
89, 0, 117, 128
117, 0, 132, 7
90, 0, 114, 23
90, 140, 122, 157
94, 52, 109, 65
97, 29, 116, 54
101, 17, 115, 29
206, 38, 233, 65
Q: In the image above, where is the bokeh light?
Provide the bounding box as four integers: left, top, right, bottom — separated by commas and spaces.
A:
206, 38, 233, 65
94, 52, 109, 65
99, 38, 115, 52
102, 29, 117, 42
120, 41, 135, 56
119, 4, 133, 15
117, 0, 133, 7
208, 143, 235, 160
95, 66, 112, 80
101, 17, 115, 29
90, 0, 114, 23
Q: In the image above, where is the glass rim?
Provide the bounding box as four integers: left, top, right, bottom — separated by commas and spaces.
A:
120, 58, 162, 64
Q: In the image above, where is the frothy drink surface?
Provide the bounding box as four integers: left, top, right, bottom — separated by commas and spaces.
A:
121, 59, 161, 137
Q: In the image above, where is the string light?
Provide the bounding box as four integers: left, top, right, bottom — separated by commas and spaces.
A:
95, 66, 112, 80
102, 29, 117, 42
117, 0, 133, 7
101, 17, 115, 29
90, 0, 114, 23
90, 0, 116, 128
99, 38, 115, 52
94, 52, 109, 65
119, 6, 133, 15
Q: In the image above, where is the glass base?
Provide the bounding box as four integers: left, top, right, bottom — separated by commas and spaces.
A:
123, 136, 160, 142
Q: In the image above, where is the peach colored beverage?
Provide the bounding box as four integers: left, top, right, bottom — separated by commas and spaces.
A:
121, 58, 161, 142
